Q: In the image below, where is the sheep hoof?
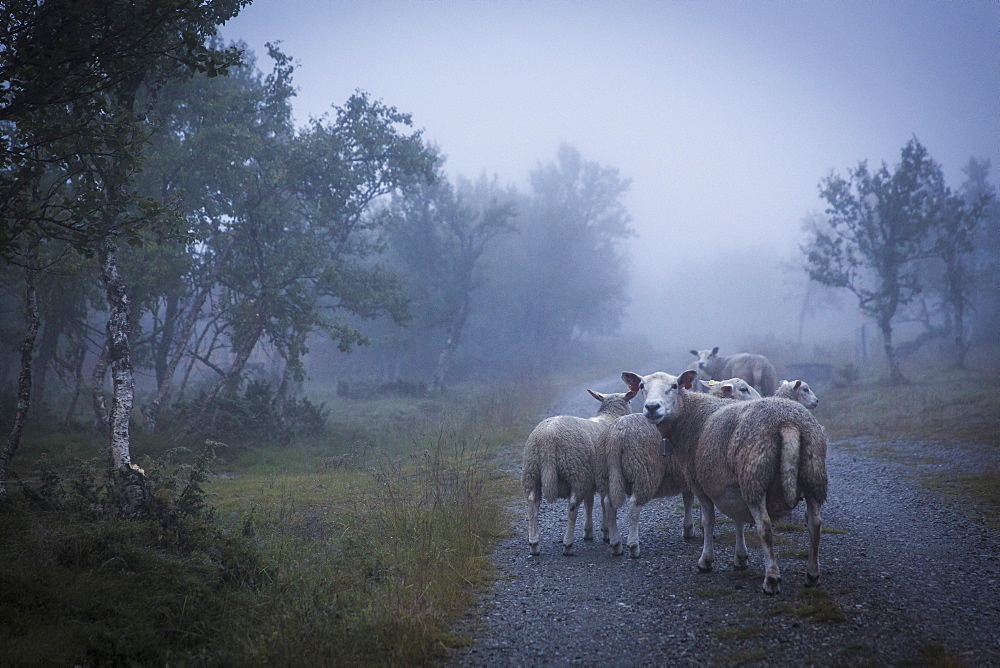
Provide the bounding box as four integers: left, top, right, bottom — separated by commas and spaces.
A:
762, 575, 781, 595
805, 572, 820, 587
602, 531, 610, 543
628, 544, 641, 559
611, 542, 623, 556
529, 542, 540, 556
583, 529, 594, 542
682, 526, 695, 540
697, 559, 714, 573
563, 543, 574, 556
734, 556, 749, 570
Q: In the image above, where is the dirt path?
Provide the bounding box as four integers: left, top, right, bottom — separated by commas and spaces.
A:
446, 378, 1000, 666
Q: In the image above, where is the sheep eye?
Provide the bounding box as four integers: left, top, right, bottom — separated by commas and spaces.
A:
639, 383, 645, 390
671, 383, 678, 390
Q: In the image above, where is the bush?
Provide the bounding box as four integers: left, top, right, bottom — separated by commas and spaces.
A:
170, 380, 328, 447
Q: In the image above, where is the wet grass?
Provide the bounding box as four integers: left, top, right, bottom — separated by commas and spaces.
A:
714, 625, 765, 640
0, 380, 549, 666
923, 469, 1000, 530
814, 349, 1000, 447
771, 587, 846, 623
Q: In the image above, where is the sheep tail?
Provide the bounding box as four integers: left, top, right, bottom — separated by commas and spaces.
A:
608, 447, 626, 510
541, 452, 560, 504
779, 423, 801, 508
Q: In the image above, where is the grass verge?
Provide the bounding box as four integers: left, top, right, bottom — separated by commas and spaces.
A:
1, 380, 545, 665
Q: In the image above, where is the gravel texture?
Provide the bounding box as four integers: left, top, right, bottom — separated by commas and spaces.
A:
445, 378, 1000, 666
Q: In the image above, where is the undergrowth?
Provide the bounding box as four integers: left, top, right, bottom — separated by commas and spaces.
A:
1, 379, 545, 665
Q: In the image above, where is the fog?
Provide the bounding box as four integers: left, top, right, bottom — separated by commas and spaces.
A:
221, 1, 999, 367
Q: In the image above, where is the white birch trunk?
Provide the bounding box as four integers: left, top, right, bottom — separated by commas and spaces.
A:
98, 238, 135, 471
0, 256, 40, 498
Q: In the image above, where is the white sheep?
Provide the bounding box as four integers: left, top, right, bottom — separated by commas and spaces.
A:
704, 377, 763, 401
774, 379, 819, 409
642, 369, 828, 594
596, 374, 759, 558
690, 347, 778, 397
521, 388, 635, 556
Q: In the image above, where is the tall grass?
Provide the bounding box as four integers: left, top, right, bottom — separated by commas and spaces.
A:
1, 379, 548, 665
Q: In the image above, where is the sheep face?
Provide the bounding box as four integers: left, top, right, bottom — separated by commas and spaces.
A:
778, 380, 819, 409
622, 370, 698, 425
689, 347, 721, 378
709, 378, 762, 401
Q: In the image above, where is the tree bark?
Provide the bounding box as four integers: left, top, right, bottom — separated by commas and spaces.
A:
433, 296, 469, 394
192, 319, 265, 430
878, 316, 905, 383
0, 255, 40, 498
98, 238, 135, 471
90, 339, 110, 434
146, 283, 211, 430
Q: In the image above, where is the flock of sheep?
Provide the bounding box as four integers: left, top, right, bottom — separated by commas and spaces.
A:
521, 347, 828, 595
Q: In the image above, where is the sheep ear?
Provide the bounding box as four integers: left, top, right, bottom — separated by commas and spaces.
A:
794, 380, 802, 390
689, 349, 699, 357
720, 385, 734, 398
624, 388, 638, 403
711, 346, 719, 356
587, 389, 604, 402
679, 369, 698, 390
621, 372, 642, 392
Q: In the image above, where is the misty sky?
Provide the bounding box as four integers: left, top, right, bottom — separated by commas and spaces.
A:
220, 1, 999, 348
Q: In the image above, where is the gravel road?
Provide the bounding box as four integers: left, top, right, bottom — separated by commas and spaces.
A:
446, 377, 1000, 666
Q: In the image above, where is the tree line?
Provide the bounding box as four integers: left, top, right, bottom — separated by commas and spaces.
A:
0, 2, 634, 499
802, 137, 998, 381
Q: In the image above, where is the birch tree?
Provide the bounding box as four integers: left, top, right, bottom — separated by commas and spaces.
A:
0, 0, 247, 500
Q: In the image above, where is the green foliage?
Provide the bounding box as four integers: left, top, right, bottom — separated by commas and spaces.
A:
1, 379, 545, 665
171, 380, 328, 447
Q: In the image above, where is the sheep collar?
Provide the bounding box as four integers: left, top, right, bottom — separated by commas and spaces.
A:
661, 424, 675, 456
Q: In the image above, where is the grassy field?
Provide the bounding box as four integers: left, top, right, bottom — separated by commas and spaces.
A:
0, 379, 551, 665
1, 341, 997, 664
813, 344, 1000, 530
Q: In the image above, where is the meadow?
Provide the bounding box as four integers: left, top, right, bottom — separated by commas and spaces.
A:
1, 343, 997, 664
0, 379, 551, 665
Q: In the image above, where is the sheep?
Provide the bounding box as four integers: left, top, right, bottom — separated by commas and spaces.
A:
705, 377, 762, 401
642, 369, 828, 595
596, 374, 759, 558
774, 379, 819, 409
690, 347, 778, 397
521, 388, 636, 556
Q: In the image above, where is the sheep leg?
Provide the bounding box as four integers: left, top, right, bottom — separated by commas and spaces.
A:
600, 494, 611, 543
749, 500, 781, 595
682, 490, 696, 539
627, 499, 642, 558
805, 496, 822, 586
607, 501, 623, 555
583, 494, 595, 541
698, 498, 716, 573
564, 492, 580, 555
733, 521, 750, 570
527, 491, 541, 556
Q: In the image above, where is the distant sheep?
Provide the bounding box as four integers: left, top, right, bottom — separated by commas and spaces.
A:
522, 388, 635, 556
774, 379, 819, 409
690, 347, 777, 397
596, 372, 759, 558
642, 369, 828, 594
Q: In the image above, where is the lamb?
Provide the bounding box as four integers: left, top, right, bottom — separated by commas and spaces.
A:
774, 379, 819, 409
596, 374, 758, 558
642, 369, 828, 594
521, 388, 636, 556
690, 347, 778, 397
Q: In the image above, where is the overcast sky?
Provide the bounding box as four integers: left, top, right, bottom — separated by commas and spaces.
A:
220, 0, 1000, 348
